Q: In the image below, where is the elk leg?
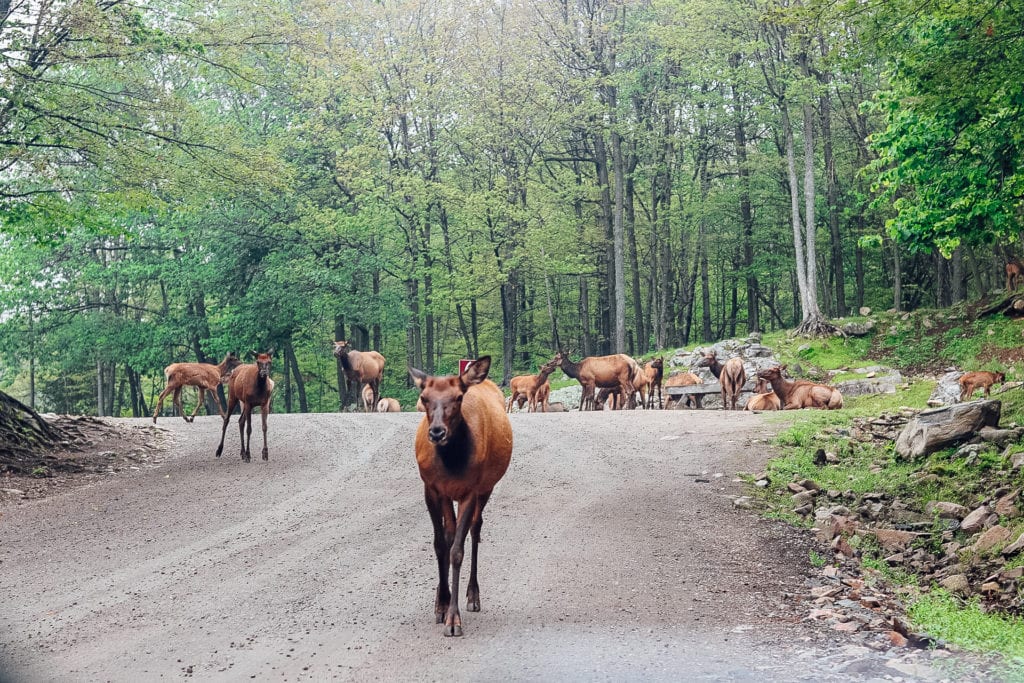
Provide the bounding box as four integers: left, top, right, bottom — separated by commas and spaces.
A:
152, 384, 176, 423
239, 404, 252, 462
424, 490, 452, 624
466, 491, 491, 613
187, 388, 206, 423
215, 396, 237, 457
444, 495, 477, 637
172, 387, 190, 422
260, 400, 270, 461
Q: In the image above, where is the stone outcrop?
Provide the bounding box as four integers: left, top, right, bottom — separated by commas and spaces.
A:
894, 400, 1001, 458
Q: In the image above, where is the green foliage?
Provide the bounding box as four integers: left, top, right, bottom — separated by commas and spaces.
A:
909, 591, 1024, 669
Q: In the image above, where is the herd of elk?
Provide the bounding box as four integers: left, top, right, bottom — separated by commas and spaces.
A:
505, 357, 559, 413
410, 356, 513, 637
756, 365, 843, 410
959, 371, 1005, 401
333, 340, 386, 412
153, 352, 242, 423
697, 350, 747, 411
216, 351, 276, 462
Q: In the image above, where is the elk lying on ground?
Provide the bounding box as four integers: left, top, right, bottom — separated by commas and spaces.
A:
216, 351, 275, 461
152, 352, 242, 423
697, 350, 747, 410
377, 397, 401, 412
1007, 260, 1024, 291
959, 371, 1006, 401
757, 365, 843, 410
664, 372, 703, 409
745, 378, 781, 411
553, 350, 637, 410
333, 341, 386, 412
410, 356, 513, 637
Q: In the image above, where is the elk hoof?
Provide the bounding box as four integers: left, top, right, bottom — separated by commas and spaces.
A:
443, 619, 463, 637
466, 589, 480, 612
186, 416, 195, 423
262, 450, 268, 461
215, 446, 223, 458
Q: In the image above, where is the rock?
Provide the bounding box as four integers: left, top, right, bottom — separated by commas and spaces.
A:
836, 373, 902, 397
1002, 533, 1024, 556
960, 505, 992, 535
797, 478, 820, 491
980, 582, 1002, 594
859, 307, 871, 316
787, 482, 807, 494
754, 479, 769, 488
793, 504, 813, 516
825, 452, 840, 464
733, 496, 755, 510
842, 320, 875, 336
1012, 452, 1024, 471
870, 529, 919, 551
792, 491, 817, 506
994, 490, 1020, 518
927, 371, 965, 407
939, 574, 970, 594
924, 501, 970, 520
972, 525, 1012, 554
894, 400, 1002, 459
977, 426, 1024, 449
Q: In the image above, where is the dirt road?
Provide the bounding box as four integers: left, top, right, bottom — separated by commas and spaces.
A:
0, 411, 1001, 681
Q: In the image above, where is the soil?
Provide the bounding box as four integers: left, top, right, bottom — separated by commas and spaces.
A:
0, 412, 1009, 681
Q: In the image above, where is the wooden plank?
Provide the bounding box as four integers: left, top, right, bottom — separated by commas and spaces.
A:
666, 382, 758, 396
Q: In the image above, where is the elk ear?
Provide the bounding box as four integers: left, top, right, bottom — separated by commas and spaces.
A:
248, 350, 257, 359
409, 366, 428, 390
461, 356, 491, 386
266, 347, 275, 356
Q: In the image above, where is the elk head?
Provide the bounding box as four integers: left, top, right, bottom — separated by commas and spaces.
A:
650, 357, 664, 370
332, 340, 350, 359
695, 350, 717, 368
220, 351, 243, 380
251, 350, 273, 379
757, 365, 784, 383
410, 356, 492, 446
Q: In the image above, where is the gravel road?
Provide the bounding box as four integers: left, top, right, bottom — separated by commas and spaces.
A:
0, 411, 1005, 681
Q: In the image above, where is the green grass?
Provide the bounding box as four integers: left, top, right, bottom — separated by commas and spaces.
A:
909, 591, 1024, 675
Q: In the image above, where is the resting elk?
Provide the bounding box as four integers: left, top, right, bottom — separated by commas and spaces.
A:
1007, 259, 1024, 291
216, 350, 275, 462
333, 341, 386, 412
553, 350, 637, 410
697, 350, 746, 410
664, 371, 703, 409
377, 397, 402, 412
959, 371, 1005, 401
152, 352, 241, 423
745, 378, 781, 411
757, 365, 843, 410
410, 356, 513, 637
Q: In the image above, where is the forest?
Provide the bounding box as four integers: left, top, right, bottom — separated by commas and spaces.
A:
0, 0, 1022, 417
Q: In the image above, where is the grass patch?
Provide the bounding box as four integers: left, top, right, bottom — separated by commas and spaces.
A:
909, 591, 1024, 672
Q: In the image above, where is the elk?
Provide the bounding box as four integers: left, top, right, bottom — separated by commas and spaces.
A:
757, 365, 843, 410
216, 351, 275, 462
664, 372, 703, 409
333, 341, 386, 412
745, 378, 781, 411
376, 397, 402, 412
697, 350, 747, 410
644, 357, 664, 409
361, 384, 376, 412
506, 358, 559, 413
409, 356, 513, 637
959, 371, 1006, 401
552, 350, 637, 410
1007, 259, 1024, 291
152, 352, 242, 423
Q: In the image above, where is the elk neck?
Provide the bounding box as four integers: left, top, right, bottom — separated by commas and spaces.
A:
431, 420, 473, 474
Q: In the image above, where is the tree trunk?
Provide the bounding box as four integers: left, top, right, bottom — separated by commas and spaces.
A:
285, 340, 308, 413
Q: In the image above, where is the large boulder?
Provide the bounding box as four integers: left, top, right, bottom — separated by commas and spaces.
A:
836, 371, 903, 398
928, 370, 964, 407
894, 400, 1002, 459
842, 320, 875, 336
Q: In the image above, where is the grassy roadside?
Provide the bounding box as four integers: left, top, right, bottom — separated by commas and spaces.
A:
753, 307, 1024, 664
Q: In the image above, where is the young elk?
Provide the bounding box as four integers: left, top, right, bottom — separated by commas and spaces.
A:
1007, 260, 1024, 292
410, 356, 513, 637
216, 351, 275, 462
745, 378, 781, 411
644, 357, 665, 409
664, 372, 703, 409
528, 357, 559, 413
697, 350, 746, 410
959, 371, 1006, 401
152, 352, 241, 423
757, 365, 843, 410
376, 397, 401, 412
333, 341, 386, 412
553, 350, 637, 410
361, 384, 376, 412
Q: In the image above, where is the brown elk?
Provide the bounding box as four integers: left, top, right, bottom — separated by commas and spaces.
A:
757, 365, 843, 410
216, 351, 275, 462
664, 372, 703, 409
1007, 259, 1024, 291
361, 384, 376, 412
745, 378, 781, 411
333, 341, 386, 412
697, 350, 747, 410
152, 352, 242, 423
376, 397, 402, 412
528, 358, 559, 412
506, 358, 559, 413
959, 371, 1006, 401
410, 356, 513, 637
552, 350, 637, 410
644, 357, 665, 409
